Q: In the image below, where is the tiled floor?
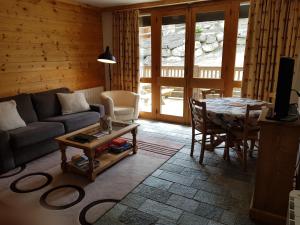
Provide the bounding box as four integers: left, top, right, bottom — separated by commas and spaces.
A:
95, 119, 258, 225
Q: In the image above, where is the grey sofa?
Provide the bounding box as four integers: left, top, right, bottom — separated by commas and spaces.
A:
0, 88, 105, 173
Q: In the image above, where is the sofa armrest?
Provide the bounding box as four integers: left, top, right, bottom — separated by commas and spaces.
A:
0, 130, 15, 173
90, 104, 105, 118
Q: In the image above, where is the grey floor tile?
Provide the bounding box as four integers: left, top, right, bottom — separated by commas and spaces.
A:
121, 193, 147, 209
172, 158, 202, 170
156, 218, 177, 225
180, 167, 209, 180
152, 169, 164, 177
95, 215, 125, 225
166, 194, 199, 212
160, 163, 185, 174
119, 207, 158, 225
158, 171, 195, 186
219, 210, 237, 225
207, 220, 224, 225
178, 212, 210, 225
143, 176, 173, 190
194, 202, 224, 220
136, 185, 172, 203
168, 183, 197, 198
139, 199, 183, 222
194, 190, 233, 210
106, 203, 128, 219
191, 179, 230, 196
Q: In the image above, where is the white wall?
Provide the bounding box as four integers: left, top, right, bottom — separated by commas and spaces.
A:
101, 12, 113, 91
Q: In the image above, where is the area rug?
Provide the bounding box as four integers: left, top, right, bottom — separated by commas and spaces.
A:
0, 141, 184, 225
126, 139, 182, 157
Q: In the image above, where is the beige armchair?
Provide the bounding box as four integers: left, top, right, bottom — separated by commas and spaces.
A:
100, 90, 140, 121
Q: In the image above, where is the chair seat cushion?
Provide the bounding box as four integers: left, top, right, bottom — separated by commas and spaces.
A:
114, 107, 134, 116
8, 122, 64, 149
44, 111, 99, 133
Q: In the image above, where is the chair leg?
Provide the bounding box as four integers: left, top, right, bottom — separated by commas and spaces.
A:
224, 134, 230, 161
210, 134, 215, 151
199, 132, 206, 164
243, 140, 248, 171
249, 139, 255, 158
190, 128, 195, 157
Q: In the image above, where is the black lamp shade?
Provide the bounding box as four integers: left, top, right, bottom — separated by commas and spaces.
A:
97, 46, 116, 64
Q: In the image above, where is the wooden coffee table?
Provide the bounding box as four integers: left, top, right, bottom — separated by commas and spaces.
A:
55, 121, 139, 181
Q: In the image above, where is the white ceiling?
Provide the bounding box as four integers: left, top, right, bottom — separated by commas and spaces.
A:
73, 0, 159, 8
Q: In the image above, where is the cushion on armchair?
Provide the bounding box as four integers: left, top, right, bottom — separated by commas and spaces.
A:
114, 107, 134, 116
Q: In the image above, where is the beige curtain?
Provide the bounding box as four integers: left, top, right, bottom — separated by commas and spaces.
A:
242, 0, 300, 101
112, 10, 139, 92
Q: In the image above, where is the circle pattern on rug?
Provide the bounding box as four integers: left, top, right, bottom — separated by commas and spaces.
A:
0, 165, 26, 179
40, 184, 85, 210
10, 172, 52, 193
79, 199, 120, 225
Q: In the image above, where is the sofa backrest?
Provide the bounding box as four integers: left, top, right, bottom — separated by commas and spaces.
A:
0, 94, 38, 124
31, 88, 70, 120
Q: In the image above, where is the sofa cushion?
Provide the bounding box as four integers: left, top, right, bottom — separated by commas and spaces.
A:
31, 88, 70, 120
44, 111, 99, 133
114, 107, 134, 116
0, 94, 38, 124
57, 93, 90, 115
8, 122, 65, 149
0, 100, 26, 131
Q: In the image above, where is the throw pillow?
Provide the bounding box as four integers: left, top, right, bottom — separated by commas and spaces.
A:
0, 100, 26, 131
57, 93, 90, 115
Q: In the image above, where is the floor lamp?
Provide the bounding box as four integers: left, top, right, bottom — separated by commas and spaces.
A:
97, 46, 116, 90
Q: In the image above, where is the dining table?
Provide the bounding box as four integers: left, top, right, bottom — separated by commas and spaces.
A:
196, 97, 270, 151
202, 97, 269, 129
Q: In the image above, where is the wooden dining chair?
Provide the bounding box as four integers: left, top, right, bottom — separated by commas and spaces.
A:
223, 104, 269, 171
202, 89, 224, 99
189, 98, 225, 164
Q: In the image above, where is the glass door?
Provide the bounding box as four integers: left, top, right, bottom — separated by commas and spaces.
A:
139, 15, 153, 117
155, 10, 188, 123
138, 2, 250, 124
189, 4, 230, 100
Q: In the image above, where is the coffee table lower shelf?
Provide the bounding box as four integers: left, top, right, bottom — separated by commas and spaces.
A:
63, 148, 134, 181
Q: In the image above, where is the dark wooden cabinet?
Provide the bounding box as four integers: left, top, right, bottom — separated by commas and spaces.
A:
250, 119, 300, 225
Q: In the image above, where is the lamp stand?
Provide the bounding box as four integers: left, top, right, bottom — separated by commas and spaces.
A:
109, 64, 112, 90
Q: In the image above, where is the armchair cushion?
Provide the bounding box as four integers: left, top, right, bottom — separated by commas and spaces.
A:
114, 107, 134, 116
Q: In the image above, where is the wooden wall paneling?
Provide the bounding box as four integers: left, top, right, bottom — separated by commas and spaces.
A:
0, 0, 104, 97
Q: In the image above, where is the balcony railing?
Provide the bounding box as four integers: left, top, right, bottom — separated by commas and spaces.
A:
140, 66, 243, 81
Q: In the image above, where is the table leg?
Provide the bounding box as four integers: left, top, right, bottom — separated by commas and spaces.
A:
85, 150, 96, 182
60, 143, 67, 172
131, 128, 138, 154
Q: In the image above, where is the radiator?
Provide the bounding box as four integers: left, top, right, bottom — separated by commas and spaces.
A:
288, 190, 300, 225
75, 86, 104, 104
